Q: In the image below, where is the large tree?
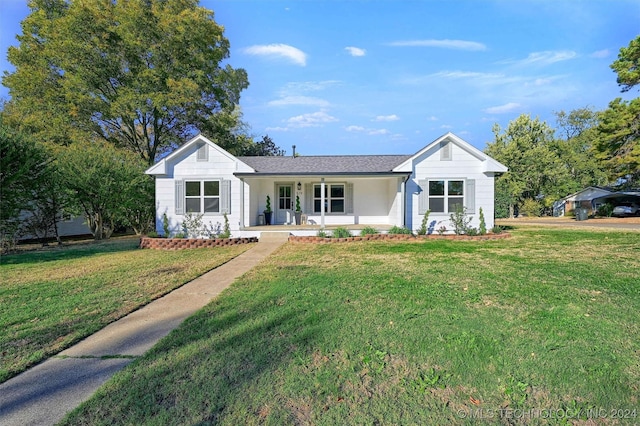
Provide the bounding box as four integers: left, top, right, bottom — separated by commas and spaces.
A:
2, 0, 249, 164
485, 114, 570, 217
593, 36, 640, 186
0, 117, 53, 249
594, 98, 640, 186
552, 108, 608, 191
611, 35, 640, 92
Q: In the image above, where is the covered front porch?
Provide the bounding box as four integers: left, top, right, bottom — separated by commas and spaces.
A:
237, 175, 409, 230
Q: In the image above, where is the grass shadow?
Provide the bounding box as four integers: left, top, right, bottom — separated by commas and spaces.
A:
61, 292, 325, 425
0, 237, 141, 266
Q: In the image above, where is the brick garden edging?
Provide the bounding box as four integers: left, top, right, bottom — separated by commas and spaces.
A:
288, 232, 511, 244
140, 236, 258, 250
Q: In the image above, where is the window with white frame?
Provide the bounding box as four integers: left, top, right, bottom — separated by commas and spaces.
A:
185, 180, 220, 213
313, 183, 345, 213
428, 180, 464, 213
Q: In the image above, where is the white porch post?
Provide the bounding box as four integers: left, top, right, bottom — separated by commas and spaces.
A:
400, 176, 406, 228
321, 177, 325, 228
239, 178, 245, 228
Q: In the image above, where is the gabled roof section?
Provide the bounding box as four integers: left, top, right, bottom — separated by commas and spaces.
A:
236, 155, 411, 175
145, 134, 254, 176
392, 132, 508, 173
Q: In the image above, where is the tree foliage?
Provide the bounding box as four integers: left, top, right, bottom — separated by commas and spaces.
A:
592, 35, 640, 186
54, 141, 154, 239
241, 135, 286, 156
611, 35, 640, 93
552, 108, 608, 192
2, 0, 249, 164
485, 115, 570, 217
594, 97, 640, 186
0, 117, 53, 248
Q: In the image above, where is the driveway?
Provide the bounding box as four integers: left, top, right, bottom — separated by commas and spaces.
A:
497, 216, 640, 231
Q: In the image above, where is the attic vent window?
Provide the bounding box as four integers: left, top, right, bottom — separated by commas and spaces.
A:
440, 141, 452, 161
196, 144, 208, 161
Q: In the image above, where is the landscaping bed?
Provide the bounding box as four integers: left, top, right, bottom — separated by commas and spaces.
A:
140, 236, 258, 250
289, 232, 510, 243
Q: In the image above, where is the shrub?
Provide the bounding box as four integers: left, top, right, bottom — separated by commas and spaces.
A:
520, 198, 543, 217
417, 209, 431, 235
359, 226, 378, 236
596, 203, 614, 217
449, 205, 472, 235
317, 229, 328, 238
564, 209, 575, 217
478, 207, 487, 235
491, 225, 503, 234
332, 227, 352, 238
437, 225, 447, 235
465, 227, 479, 236
181, 212, 204, 238
162, 213, 170, 237
388, 225, 413, 235
146, 231, 159, 238
219, 213, 231, 239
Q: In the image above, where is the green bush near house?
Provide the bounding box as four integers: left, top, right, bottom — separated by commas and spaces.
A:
388, 225, 413, 235
332, 227, 352, 238
359, 226, 379, 236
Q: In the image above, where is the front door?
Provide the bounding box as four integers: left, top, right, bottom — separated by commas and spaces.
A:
276, 184, 293, 224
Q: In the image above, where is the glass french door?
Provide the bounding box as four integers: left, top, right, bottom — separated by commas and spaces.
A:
276, 184, 293, 224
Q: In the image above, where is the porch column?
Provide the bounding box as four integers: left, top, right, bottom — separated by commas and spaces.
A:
239, 178, 245, 229
400, 176, 406, 228
321, 177, 325, 228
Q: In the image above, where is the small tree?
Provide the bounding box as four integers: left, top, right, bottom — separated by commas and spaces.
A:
449, 205, 472, 235
55, 141, 152, 240
478, 207, 487, 235
417, 209, 431, 235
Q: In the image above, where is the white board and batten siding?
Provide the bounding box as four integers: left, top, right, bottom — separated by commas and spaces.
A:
406, 138, 501, 232
150, 136, 250, 235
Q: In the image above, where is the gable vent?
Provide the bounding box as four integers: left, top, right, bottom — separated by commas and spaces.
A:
440, 141, 452, 161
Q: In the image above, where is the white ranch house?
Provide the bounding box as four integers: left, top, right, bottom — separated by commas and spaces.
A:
146, 132, 507, 237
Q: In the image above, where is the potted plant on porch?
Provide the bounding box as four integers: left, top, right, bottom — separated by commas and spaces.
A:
264, 195, 272, 225
294, 195, 302, 225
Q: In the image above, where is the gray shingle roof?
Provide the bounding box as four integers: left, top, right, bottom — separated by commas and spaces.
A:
236, 155, 412, 175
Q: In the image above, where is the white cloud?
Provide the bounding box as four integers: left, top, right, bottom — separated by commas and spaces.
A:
590, 49, 610, 59
287, 111, 338, 128
265, 126, 290, 132
268, 96, 330, 107
427, 116, 438, 121
242, 43, 307, 66
368, 128, 390, 135
387, 39, 487, 51
483, 102, 522, 114
280, 80, 341, 94
344, 125, 389, 135
345, 46, 366, 57
503, 50, 577, 66
374, 114, 399, 122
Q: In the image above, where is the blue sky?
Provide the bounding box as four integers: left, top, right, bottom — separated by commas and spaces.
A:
1, 0, 638, 155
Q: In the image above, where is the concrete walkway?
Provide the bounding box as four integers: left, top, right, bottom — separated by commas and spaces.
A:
0, 237, 288, 426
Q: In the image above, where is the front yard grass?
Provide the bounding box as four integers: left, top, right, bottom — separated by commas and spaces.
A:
0, 237, 254, 382
61, 229, 640, 425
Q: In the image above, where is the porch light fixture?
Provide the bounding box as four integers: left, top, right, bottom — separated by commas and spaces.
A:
297, 182, 302, 190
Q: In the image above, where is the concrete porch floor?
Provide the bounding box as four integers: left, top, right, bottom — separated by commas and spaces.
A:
242, 224, 395, 232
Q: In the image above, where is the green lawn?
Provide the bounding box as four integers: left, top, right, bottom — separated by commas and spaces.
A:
58, 228, 640, 425
0, 237, 254, 382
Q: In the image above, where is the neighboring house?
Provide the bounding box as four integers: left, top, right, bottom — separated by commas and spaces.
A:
18, 213, 92, 242
553, 187, 640, 216
145, 132, 508, 237
553, 187, 615, 216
